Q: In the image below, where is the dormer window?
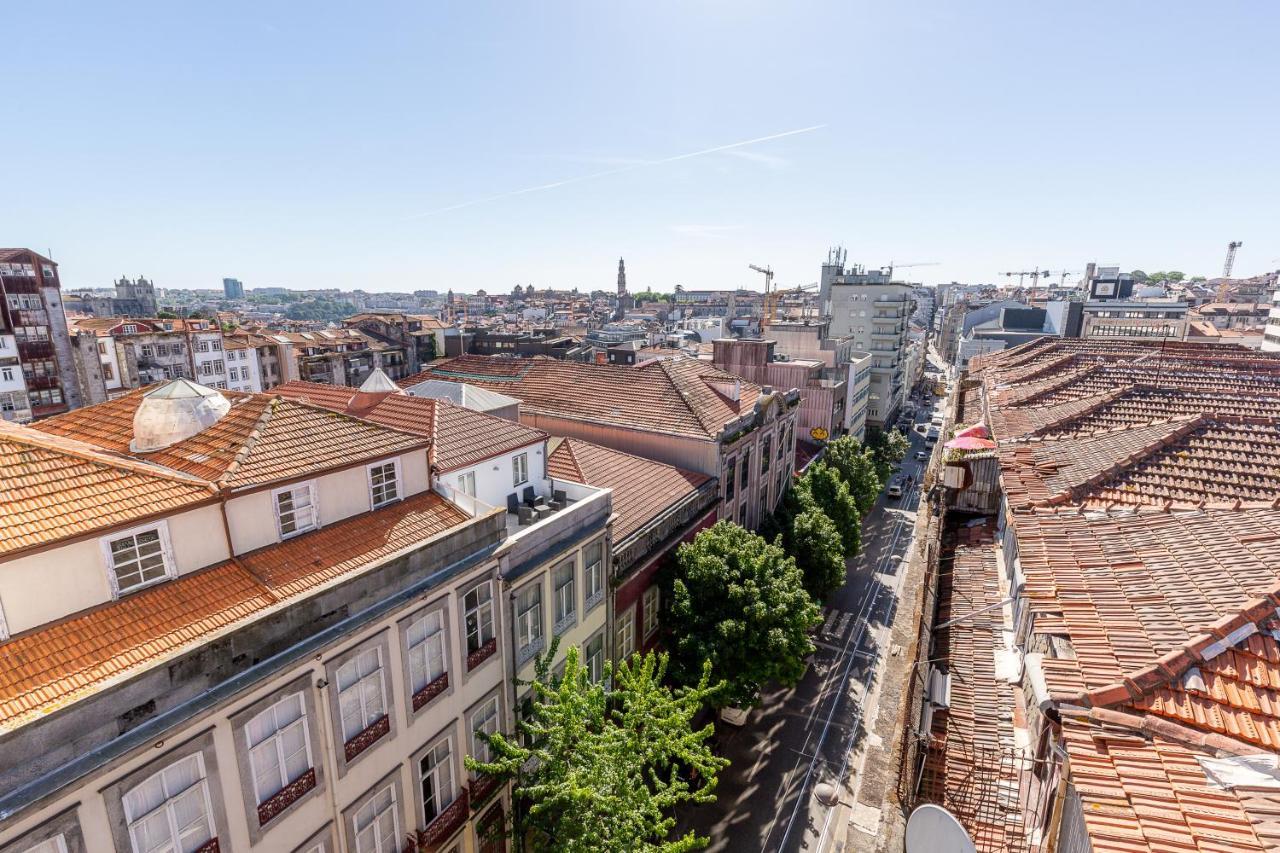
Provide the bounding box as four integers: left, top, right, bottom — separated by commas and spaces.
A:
367, 460, 400, 509
102, 522, 175, 596
274, 481, 318, 538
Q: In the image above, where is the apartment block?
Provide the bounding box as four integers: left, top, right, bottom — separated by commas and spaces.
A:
0, 373, 626, 853
824, 278, 914, 429
0, 249, 83, 420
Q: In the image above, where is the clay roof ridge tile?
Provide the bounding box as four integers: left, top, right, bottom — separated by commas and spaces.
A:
214, 396, 278, 486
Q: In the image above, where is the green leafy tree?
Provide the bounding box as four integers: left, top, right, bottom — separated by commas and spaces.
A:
796, 463, 861, 556
156, 310, 178, 319
1130, 270, 1149, 283
789, 507, 845, 602
823, 435, 882, 516
867, 429, 910, 484
633, 290, 671, 303
465, 646, 727, 853
665, 522, 820, 708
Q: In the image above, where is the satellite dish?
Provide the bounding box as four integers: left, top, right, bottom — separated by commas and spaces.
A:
905, 804, 976, 853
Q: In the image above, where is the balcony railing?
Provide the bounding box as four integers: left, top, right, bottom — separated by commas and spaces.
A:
469, 773, 502, 809
412, 672, 450, 712
410, 790, 470, 852
257, 767, 316, 826
467, 637, 498, 671
343, 714, 390, 762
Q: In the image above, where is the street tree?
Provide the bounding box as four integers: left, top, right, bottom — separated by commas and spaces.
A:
465, 645, 727, 853
797, 463, 861, 556
823, 435, 882, 516
665, 522, 820, 708
789, 507, 846, 602
867, 429, 910, 484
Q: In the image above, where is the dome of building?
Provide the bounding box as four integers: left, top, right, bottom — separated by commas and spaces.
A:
131, 379, 232, 452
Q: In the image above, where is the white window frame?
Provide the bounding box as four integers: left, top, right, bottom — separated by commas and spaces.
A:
367, 459, 401, 509
101, 521, 176, 597
457, 471, 477, 497
469, 695, 501, 768
616, 606, 636, 661
553, 560, 576, 633
122, 753, 216, 853
463, 581, 496, 656
515, 581, 543, 662
512, 452, 529, 487
407, 609, 448, 695
418, 736, 457, 825
642, 586, 660, 639
272, 480, 318, 539
583, 542, 605, 613
584, 630, 606, 684
352, 783, 399, 853
245, 691, 313, 806
335, 648, 388, 743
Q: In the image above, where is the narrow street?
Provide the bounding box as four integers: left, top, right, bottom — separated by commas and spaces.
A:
675, 388, 944, 852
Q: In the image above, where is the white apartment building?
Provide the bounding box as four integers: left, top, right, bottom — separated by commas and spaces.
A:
1263, 287, 1280, 352
825, 281, 915, 429
0, 376, 613, 853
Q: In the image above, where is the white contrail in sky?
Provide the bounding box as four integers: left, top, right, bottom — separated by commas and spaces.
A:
408, 124, 826, 218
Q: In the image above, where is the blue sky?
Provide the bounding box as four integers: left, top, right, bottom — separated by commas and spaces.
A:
4, 1, 1278, 293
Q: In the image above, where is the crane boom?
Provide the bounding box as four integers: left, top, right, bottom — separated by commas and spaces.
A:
1224, 241, 1242, 279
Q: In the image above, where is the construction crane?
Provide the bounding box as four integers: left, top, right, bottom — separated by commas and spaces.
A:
1224, 241, 1243, 278
999, 268, 1053, 288
884, 261, 940, 279
750, 264, 776, 326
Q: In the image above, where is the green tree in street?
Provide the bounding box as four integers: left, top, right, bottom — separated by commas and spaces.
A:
867, 429, 910, 485
665, 522, 820, 708
823, 435, 883, 516
465, 646, 727, 853
797, 463, 861, 556
788, 507, 846, 602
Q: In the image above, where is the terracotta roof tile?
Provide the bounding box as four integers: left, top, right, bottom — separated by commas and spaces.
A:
0, 492, 469, 730
404, 355, 762, 440
546, 438, 710, 543
32, 385, 428, 490
0, 421, 216, 556
272, 380, 546, 473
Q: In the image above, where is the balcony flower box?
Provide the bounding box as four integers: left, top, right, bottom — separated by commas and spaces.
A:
257, 766, 317, 826
412, 672, 450, 712
467, 637, 498, 672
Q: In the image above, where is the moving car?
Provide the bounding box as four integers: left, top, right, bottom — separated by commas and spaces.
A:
886, 479, 904, 499
915, 450, 928, 461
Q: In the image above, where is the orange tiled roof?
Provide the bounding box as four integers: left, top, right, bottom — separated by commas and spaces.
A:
918, 521, 1032, 852
0, 421, 216, 557
995, 416, 1280, 510
32, 386, 429, 490
272, 380, 546, 473
547, 438, 711, 543
1016, 509, 1280, 697
402, 354, 763, 440
0, 492, 469, 730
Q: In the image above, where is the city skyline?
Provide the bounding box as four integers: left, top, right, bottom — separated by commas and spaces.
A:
4, 2, 1278, 292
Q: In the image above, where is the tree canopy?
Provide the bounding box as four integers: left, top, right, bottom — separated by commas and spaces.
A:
823, 435, 883, 516
796, 463, 861, 557
867, 429, 910, 485
664, 522, 820, 708
466, 646, 726, 853
788, 507, 846, 602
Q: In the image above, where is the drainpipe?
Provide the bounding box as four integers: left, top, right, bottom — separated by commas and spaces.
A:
311, 672, 345, 841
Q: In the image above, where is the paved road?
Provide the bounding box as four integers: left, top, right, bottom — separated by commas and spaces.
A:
674, 398, 943, 852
